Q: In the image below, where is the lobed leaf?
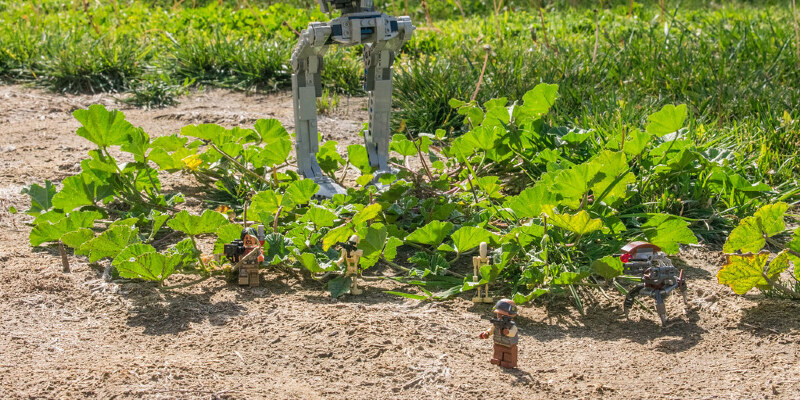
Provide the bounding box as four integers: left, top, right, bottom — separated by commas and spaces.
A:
717, 252, 770, 295
405, 221, 454, 246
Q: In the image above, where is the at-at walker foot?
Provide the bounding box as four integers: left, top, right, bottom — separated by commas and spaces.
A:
291, 1, 414, 198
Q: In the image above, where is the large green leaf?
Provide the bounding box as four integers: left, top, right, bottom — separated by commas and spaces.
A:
113, 244, 179, 282
383, 236, 403, 262
518, 83, 559, 120
328, 275, 352, 298
717, 252, 770, 295
504, 182, 556, 218
302, 205, 337, 227
181, 124, 226, 142
250, 190, 281, 218
60, 228, 95, 251
51, 173, 105, 212
80, 224, 140, 262
167, 210, 227, 236
316, 140, 345, 174
121, 128, 150, 162
73, 105, 137, 148
352, 203, 382, 226
548, 211, 603, 235
29, 210, 101, 246
450, 226, 493, 253
405, 221, 454, 246
588, 151, 635, 205
281, 180, 319, 208
322, 225, 355, 251
21, 181, 55, 216
551, 162, 601, 209
357, 224, 388, 269
642, 214, 698, 255
347, 144, 373, 173
591, 256, 624, 279
214, 223, 244, 254
646, 104, 688, 137
724, 202, 789, 254
390, 134, 418, 156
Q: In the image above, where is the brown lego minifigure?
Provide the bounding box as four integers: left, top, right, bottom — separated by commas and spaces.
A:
336, 235, 364, 295
237, 227, 264, 287
479, 299, 519, 369
472, 242, 493, 304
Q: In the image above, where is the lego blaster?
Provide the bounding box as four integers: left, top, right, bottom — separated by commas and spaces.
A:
490, 315, 513, 334
223, 240, 245, 263
334, 240, 359, 256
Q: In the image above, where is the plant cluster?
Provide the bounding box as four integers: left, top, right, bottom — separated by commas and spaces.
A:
23, 84, 789, 307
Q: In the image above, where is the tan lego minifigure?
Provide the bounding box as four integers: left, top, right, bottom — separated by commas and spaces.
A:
237, 228, 264, 287
336, 234, 364, 295
479, 299, 519, 369
472, 242, 493, 303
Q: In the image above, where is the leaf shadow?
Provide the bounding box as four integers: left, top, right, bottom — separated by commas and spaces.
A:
512, 298, 706, 354
124, 281, 245, 336
739, 299, 800, 336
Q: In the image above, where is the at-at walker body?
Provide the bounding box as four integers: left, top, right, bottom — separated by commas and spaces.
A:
292, 0, 415, 197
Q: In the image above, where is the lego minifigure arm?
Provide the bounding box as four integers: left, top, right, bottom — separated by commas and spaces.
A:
479, 324, 495, 339
504, 325, 517, 337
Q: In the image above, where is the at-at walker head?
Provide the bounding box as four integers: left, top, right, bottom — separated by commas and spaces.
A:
316, 0, 375, 14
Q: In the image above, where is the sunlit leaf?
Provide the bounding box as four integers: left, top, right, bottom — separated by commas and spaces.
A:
405, 221, 454, 246
717, 252, 770, 295
548, 211, 603, 235
646, 104, 688, 137
167, 210, 227, 237
642, 214, 697, 255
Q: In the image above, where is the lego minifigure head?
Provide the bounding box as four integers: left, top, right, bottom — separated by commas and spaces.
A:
242, 227, 260, 248
493, 299, 517, 317
348, 234, 360, 245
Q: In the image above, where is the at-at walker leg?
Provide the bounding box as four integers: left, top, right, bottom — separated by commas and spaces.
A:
292, 23, 347, 198
363, 44, 396, 177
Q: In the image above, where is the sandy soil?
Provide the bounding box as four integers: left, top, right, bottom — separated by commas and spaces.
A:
1, 85, 799, 400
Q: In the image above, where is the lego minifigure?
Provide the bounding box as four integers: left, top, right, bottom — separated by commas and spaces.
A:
291, 1, 415, 197
619, 241, 688, 326
479, 299, 519, 369
224, 227, 265, 287
472, 242, 493, 303
336, 234, 364, 294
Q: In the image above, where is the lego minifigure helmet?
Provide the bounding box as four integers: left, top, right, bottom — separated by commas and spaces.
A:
493, 299, 517, 316
241, 227, 259, 241
348, 234, 360, 245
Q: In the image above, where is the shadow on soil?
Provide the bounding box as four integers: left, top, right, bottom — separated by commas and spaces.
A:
739, 300, 800, 336
125, 281, 246, 336
504, 298, 706, 354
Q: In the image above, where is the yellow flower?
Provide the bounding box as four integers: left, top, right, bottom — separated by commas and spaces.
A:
182, 154, 202, 171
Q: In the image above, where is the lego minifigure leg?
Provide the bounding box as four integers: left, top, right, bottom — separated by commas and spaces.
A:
500, 344, 518, 369
491, 344, 503, 365
238, 267, 249, 286
248, 269, 260, 287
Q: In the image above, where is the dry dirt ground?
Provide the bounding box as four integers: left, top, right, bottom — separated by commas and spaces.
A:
1, 85, 799, 400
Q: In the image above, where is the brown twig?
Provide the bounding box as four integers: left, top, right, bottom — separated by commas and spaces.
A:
59, 241, 70, 273
472, 45, 492, 102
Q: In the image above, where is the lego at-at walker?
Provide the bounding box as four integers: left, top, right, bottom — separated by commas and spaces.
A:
291, 0, 415, 197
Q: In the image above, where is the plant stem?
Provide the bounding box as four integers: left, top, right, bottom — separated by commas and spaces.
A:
59, 241, 70, 273
208, 142, 274, 189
